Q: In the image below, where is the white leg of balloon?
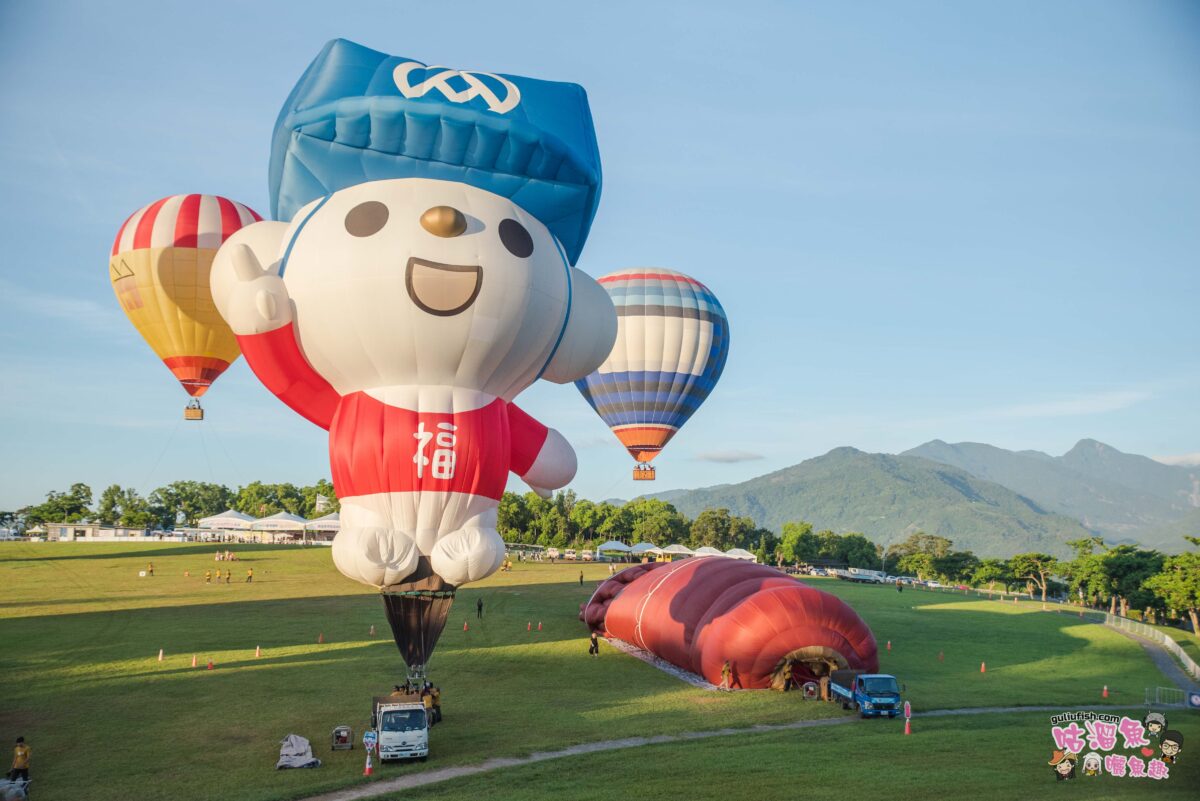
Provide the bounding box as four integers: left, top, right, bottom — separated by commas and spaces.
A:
211, 178, 615, 605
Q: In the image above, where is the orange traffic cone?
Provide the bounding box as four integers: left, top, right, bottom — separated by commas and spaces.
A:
318, 632, 324, 644
463, 620, 469, 631
363, 753, 374, 777
255, 645, 261, 658
207, 659, 215, 670
158, 648, 164, 662
537, 621, 542, 631
191, 654, 197, 668
369, 624, 375, 637
980, 661, 986, 673
1102, 685, 1108, 698
904, 718, 911, 735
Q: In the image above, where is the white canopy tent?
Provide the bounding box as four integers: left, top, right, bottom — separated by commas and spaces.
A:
304, 512, 340, 532
629, 542, 659, 555
251, 512, 309, 531
662, 544, 695, 556
197, 509, 254, 531
595, 540, 631, 559
725, 547, 758, 562
693, 546, 725, 556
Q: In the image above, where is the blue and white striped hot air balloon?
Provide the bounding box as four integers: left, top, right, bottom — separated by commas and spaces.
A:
575, 268, 729, 479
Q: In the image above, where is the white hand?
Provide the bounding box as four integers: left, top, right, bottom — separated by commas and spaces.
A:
211, 224, 292, 336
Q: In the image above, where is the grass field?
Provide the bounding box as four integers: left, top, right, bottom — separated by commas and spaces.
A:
390, 711, 1200, 801
0, 543, 1194, 801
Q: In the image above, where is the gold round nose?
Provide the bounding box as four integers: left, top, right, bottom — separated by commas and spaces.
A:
420, 206, 468, 238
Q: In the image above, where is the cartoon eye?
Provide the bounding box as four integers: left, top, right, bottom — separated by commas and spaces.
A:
499, 218, 534, 258
345, 201, 389, 237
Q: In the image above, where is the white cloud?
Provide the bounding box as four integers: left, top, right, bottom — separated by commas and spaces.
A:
694, 449, 765, 464
984, 390, 1151, 420
1154, 453, 1200, 467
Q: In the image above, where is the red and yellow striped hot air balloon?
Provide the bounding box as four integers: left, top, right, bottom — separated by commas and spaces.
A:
110, 194, 262, 418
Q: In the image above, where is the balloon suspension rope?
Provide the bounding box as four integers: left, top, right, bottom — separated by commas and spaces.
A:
139, 416, 184, 497
195, 422, 218, 484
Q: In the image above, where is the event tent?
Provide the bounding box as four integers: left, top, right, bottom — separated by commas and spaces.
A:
197, 509, 254, 530
595, 540, 631, 554
724, 547, 758, 562
662, 544, 695, 556
304, 512, 340, 532
693, 546, 725, 556
251, 512, 308, 531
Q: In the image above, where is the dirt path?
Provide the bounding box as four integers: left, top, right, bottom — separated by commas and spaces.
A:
1104, 625, 1200, 694
297, 703, 1144, 801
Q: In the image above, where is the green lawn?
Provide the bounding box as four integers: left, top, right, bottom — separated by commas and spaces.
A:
390, 711, 1200, 801
0, 544, 1187, 801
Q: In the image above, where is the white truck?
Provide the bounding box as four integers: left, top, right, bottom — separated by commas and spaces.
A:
371, 696, 429, 762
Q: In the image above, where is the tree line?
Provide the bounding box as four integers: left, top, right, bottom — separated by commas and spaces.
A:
7, 480, 339, 530
6, 483, 1196, 633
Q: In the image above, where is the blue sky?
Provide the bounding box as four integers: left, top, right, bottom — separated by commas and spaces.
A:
1, 0, 1197, 511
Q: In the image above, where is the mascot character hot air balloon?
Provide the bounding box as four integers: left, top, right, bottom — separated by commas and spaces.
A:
211, 40, 615, 681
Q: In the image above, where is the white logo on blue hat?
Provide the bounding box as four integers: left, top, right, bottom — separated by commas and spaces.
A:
393, 62, 521, 114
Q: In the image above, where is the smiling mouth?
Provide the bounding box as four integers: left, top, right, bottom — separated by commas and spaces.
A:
405, 258, 483, 316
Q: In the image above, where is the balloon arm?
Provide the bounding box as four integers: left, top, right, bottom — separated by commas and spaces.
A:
236, 323, 340, 430
508, 404, 577, 493
212, 241, 293, 336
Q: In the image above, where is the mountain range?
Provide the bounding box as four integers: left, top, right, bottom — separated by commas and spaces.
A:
649, 440, 1199, 559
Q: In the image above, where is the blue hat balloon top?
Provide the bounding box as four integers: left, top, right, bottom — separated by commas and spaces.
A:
269, 38, 602, 264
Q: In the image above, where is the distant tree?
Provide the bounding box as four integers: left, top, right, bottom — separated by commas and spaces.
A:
20, 483, 94, 526
933, 550, 979, 583
972, 559, 1011, 592
597, 503, 634, 542
97, 484, 124, 526
568, 499, 602, 543
886, 532, 953, 562
1009, 553, 1059, 604
1099, 545, 1164, 618
497, 492, 531, 543
690, 508, 735, 550
300, 479, 339, 518
777, 521, 815, 564
148, 481, 236, 528
1144, 542, 1200, 634
625, 499, 688, 545
896, 552, 936, 580
838, 533, 879, 569
234, 482, 304, 517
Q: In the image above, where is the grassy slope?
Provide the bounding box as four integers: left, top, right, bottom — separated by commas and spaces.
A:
0, 545, 1182, 801
389, 711, 1200, 801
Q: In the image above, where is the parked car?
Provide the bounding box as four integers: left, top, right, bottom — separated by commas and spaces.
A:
564, 549, 577, 561
581, 550, 594, 562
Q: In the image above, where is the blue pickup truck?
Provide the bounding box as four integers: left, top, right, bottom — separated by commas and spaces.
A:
829, 669, 904, 718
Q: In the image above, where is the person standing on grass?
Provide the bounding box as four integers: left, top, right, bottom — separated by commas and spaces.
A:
204, 570, 212, 584
588, 631, 599, 657
431, 686, 442, 723
476, 597, 483, 619
245, 568, 253, 583
579, 570, 584, 586
147, 562, 154, 576
895, 579, 902, 593
720, 660, 732, 690
9, 736, 30, 784
225, 569, 231, 584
